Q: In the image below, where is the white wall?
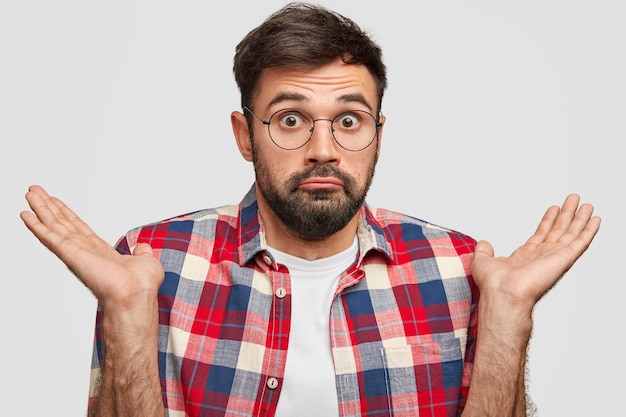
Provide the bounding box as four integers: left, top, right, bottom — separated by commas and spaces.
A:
2, 1, 623, 415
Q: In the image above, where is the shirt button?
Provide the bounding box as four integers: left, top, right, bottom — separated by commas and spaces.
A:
267, 377, 279, 389
263, 255, 272, 265
275, 287, 287, 298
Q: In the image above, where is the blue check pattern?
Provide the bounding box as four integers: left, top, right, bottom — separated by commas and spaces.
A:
88, 185, 479, 416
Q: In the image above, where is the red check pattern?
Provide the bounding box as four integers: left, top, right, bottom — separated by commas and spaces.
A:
88, 186, 478, 416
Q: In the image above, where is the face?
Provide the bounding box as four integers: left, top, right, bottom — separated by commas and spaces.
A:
234, 60, 384, 241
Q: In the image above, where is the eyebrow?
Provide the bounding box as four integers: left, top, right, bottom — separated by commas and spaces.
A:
267, 92, 374, 112
267, 92, 307, 109
338, 93, 373, 111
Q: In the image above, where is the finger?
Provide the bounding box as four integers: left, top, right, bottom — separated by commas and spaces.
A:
20, 209, 47, 240
24, 186, 93, 240
21, 187, 61, 240
543, 194, 584, 244
567, 211, 601, 255
524, 204, 560, 246
526, 194, 580, 246
22, 196, 69, 248
25, 184, 50, 198
50, 194, 99, 241
546, 198, 598, 251
22, 187, 92, 252
24, 186, 67, 227
132, 243, 155, 257
473, 240, 494, 259
20, 208, 65, 252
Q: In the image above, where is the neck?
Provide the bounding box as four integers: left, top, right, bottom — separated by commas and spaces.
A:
257, 194, 361, 261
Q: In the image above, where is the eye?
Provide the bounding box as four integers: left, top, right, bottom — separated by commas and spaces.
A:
275, 110, 308, 129
335, 112, 361, 130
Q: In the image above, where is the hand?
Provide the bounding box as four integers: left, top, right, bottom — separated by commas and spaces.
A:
21, 185, 166, 415
471, 194, 600, 314
20, 185, 164, 314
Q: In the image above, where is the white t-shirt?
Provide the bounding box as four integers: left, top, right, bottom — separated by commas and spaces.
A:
269, 237, 358, 417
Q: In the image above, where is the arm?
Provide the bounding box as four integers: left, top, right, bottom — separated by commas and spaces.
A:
89, 290, 163, 416
461, 194, 600, 417
21, 185, 166, 417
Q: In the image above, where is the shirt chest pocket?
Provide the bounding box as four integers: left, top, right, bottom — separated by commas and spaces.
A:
379, 337, 465, 416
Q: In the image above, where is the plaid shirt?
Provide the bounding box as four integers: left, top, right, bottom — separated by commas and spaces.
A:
89, 185, 478, 417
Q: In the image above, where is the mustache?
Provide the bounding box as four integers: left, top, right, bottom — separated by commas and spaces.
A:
287, 165, 354, 191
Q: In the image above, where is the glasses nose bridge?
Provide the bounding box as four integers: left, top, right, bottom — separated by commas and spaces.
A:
310, 117, 336, 136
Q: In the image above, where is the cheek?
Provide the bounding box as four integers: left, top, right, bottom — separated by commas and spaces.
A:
255, 148, 296, 181
351, 153, 377, 178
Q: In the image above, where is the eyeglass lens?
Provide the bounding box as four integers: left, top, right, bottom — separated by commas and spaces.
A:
267, 108, 378, 151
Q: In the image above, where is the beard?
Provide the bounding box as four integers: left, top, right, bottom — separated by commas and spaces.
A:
252, 143, 377, 241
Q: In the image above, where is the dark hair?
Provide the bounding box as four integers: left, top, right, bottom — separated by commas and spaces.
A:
233, 2, 387, 113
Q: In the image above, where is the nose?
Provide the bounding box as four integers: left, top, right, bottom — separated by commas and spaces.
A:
305, 119, 340, 164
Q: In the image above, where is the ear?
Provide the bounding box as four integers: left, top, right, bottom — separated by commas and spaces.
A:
231, 111, 253, 162
375, 114, 386, 158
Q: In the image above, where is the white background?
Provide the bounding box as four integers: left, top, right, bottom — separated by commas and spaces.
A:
2, 1, 624, 415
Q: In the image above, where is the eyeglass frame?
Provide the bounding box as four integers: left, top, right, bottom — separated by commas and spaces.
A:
243, 106, 383, 152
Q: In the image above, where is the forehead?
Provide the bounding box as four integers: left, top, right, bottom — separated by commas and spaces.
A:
254, 60, 379, 112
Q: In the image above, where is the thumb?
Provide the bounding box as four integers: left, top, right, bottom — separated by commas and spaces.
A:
132, 242, 155, 257
474, 240, 494, 259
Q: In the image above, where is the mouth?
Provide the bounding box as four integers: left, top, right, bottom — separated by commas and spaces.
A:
297, 176, 344, 191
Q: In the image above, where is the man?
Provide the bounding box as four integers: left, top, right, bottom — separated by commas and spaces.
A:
20, 3, 600, 417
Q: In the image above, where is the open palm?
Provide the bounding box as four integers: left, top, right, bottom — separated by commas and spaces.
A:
21, 185, 164, 313
471, 194, 600, 310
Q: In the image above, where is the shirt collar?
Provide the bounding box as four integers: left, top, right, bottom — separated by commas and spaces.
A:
236, 184, 393, 266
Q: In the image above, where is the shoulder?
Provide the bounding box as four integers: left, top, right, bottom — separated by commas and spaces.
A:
362, 205, 476, 260
360, 205, 478, 301
115, 203, 241, 254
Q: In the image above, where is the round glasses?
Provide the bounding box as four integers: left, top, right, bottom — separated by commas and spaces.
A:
244, 106, 382, 151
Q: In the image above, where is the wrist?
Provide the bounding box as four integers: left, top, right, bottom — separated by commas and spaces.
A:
477, 292, 534, 345
101, 296, 160, 349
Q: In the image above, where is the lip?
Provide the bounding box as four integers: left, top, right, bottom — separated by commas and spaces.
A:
298, 177, 344, 190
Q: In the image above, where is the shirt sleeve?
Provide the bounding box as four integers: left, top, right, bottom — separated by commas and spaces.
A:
456, 273, 479, 415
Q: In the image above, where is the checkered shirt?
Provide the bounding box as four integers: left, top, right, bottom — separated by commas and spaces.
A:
88, 185, 478, 416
